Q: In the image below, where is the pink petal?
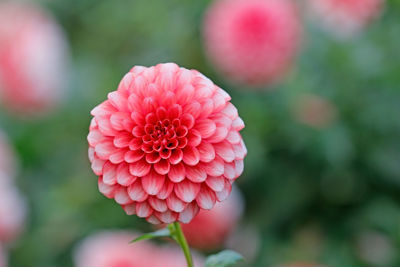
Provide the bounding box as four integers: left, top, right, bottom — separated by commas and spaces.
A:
148, 197, 168, 212
102, 162, 117, 185
212, 89, 228, 112
199, 99, 214, 119
166, 193, 187, 212
124, 149, 144, 163
156, 180, 174, 199
216, 180, 232, 202
145, 152, 161, 164
109, 149, 126, 164
221, 102, 238, 120
168, 104, 182, 120
129, 159, 151, 177
180, 113, 195, 129
146, 214, 161, 224
108, 91, 128, 112
183, 102, 201, 119
201, 157, 224, 176
195, 119, 217, 138
226, 131, 241, 145
113, 132, 132, 148
176, 84, 194, 104
110, 112, 129, 131
154, 159, 170, 175
87, 130, 106, 146
168, 163, 186, 183
169, 148, 183, 165
91, 101, 116, 117
187, 129, 202, 147
98, 177, 117, 198
206, 126, 229, 143
196, 185, 216, 210
131, 111, 145, 126
97, 117, 118, 136
117, 163, 137, 186
136, 201, 153, 218
178, 202, 200, 223
235, 160, 244, 177
141, 170, 165, 195
95, 140, 116, 160
233, 140, 247, 160
128, 180, 148, 202
122, 204, 136, 215
174, 180, 201, 203
114, 187, 133, 205
214, 141, 235, 162
224, 162, 236, 180
205, 176, 225, 192
185, 165, 207, 183
182, 146, 200, 166
197, 142, 216, 163
156, 210, 178, 224
232, 117, 245, 131
91, 157, 106, 175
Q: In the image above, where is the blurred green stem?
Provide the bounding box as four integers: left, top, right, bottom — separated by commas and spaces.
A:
172, 222, 193, 267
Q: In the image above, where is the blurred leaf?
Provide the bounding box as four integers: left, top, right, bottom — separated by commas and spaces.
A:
130, 228, 171, 243
205, 250, 244, 267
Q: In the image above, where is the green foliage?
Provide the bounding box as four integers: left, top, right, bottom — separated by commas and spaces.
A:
205, 250, 244, 267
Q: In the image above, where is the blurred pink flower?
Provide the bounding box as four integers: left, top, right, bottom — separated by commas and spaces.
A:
88, 63, 246, 224
0, 131, 16, 178
181, 186, 244, 250
307, 0, 384, 37
294, 94, 337, 129
0, 175, 27, 243
0, 2, 69, 115
203, 0, 302, 86
74, 231, 204, 267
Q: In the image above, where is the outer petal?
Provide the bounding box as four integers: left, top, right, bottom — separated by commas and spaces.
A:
174, 180, 201, 203
141, 170, 165, 195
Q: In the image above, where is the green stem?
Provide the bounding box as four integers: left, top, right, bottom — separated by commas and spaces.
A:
172, 222, 193, 267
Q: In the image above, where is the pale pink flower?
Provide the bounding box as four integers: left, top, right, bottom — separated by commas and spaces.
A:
203, 0, 302, 86
0, 245, 6, 267
307, 0, 384, 37
181, 186, 244, 250
0, 2, 69, 115
88, 63, 246, 224
294, 94, 337, 129
0, 131, 16, 178
0, 174, 27, 243
74, 231, 204, 267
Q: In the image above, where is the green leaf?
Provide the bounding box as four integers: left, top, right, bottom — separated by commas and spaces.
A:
205, 250, 244, 267
130, 228, 171, 243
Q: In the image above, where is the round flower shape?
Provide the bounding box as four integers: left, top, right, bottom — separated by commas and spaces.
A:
181, 186, 244, 250
307, 0, 384, 37
88, 63, 246, 224
74, 231, 204, 267
0, 173, 27, 243
0, 2, 69, 115
203, 0, 302, 86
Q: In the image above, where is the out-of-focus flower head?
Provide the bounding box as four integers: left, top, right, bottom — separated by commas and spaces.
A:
0, 174, 27, 243
181, 186, 244, 250
88, 63, 246, 224
307, 0, 384, 38
74, 231, 204, 267
294, 94, 337, 129
203, 0, 302, 86
0, 131, 16, 178
0, 1, 69, 116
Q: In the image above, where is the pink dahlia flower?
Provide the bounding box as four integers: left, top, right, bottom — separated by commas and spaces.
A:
203, 0, 302, 86
181, 186, 244, 250
0, 132, 16, 178
74, 231, 204, 267
307, 0, 384, 37
88, 63, 246, 224
0, 2, 69, 115
0, 174, 27, 243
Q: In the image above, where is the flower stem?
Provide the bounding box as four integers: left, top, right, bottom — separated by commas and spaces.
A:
172, 222, 193, 267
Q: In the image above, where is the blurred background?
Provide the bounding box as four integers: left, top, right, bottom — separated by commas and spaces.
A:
0, 0, 399, 266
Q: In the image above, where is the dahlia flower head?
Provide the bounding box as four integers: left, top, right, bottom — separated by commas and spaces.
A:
307, 0, 384, 37
181, 186, 244, 250
0, 173, 27, 243
0, 2, 69, 115
88, 63, 246, 224
74, 231, 204, 267
203, 0, 302, 86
